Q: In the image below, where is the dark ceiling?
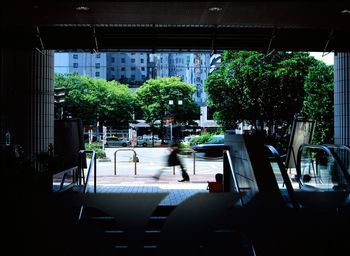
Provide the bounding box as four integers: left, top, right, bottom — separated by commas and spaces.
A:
1, 1, 350, 52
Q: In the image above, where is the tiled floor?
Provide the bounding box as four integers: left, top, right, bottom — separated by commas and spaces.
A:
86, 182, 209, 205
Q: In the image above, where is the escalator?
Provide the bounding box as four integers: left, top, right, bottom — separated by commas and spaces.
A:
223, 134, 350, 255
265, 143, 350, 209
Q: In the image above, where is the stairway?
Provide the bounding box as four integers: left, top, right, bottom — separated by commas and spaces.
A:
78, 203, 176, 255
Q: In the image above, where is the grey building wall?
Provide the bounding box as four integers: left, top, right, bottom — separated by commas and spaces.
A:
55, 52, 107, 78
106, 52, 148, 85
334, 53, 350, 146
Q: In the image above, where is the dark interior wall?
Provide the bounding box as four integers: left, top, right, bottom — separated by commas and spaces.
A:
0, 49, 54, 159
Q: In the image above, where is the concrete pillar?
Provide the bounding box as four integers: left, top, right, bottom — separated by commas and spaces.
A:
334, 53, 350, 146
0, 49, 54, 159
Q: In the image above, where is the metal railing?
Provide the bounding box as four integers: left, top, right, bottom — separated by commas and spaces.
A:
55, 166, 79, 192
79, 150, 97, 193
114, 148, 137, 175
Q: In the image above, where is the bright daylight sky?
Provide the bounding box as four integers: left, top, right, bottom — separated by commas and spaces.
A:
309, 52, 334, 65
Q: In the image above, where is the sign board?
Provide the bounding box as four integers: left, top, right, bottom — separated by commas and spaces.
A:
285, 117, 315, 169
131, 130, 137, 147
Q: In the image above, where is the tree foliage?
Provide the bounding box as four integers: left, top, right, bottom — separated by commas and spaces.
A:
205, 51, 319, 132
135, 77, 199, 139
136, 77, 199, 124
54, 73, 135, 128
302, 62, 334, 143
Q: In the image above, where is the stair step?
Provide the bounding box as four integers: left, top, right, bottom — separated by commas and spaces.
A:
144, 245, 157, 249
88, 216, 115, 220
145, 230, 161, 233
152, 205, 176, 216
114, 245, 128, 249
104, 230, 125, 234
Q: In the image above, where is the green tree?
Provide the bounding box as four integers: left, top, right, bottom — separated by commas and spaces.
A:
205, 51, 318, 132
54, 73, 135, 128
302, 62, 334, 143
135, 77, 199, 141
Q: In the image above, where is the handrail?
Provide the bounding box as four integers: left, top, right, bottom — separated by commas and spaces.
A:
223, 150, 244, 206
323, 144, 350, 152
323, 143, 350, 171
297, 144, 350, 188
114, 148, 137, 175
56, 166, 79, 192
265, 145, 300, 209
79, 150, 97, 193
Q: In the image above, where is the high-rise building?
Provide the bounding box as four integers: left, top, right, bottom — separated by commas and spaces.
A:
54, 52, 107, 78
151, 52, 211, 106
55, 51, 149, 86
106, 52, 148, 86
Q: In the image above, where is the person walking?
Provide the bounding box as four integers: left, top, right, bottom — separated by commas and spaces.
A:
153, 143, 190, 182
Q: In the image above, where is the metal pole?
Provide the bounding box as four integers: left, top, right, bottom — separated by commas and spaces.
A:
173, 166, 175, 175
193, 151, 196, 175
94, 155, 97, 193
114, 151, 116, 175
170, 123, 173, 142
134, 151, 137, 175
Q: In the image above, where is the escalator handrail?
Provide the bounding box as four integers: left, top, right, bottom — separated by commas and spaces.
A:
223, 150, 245, 206
322, 144, 350, 152
265, 145, 300, 209
297, 144, 350, 187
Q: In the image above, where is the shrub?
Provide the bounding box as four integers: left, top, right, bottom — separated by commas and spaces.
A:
190, 133, 213, 145
85, 142, 106, 159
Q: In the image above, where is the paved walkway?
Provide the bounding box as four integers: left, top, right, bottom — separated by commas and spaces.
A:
85, 173, 212, 205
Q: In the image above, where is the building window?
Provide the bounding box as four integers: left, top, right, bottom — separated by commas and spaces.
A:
95, 72, 100, 77
141, 75, 146, 80
131, 67, 136, 71
131, 58, 135, 63
96, 53, 101, 58
121, 58, 125, 63
121, 67, 125, 71
73, 54, 78, 59
140, 59, 144, 63
131, 75, 135, 80
95, 63, 100, 69
141, 67, 145, 71
121, 75, 125, 79
131, 52, 135, 55
73, 63, 78, 68
110, 67, 115, 71
111, 57, 115, 63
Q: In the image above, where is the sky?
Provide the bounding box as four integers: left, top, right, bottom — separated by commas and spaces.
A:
309, 52, 334, 65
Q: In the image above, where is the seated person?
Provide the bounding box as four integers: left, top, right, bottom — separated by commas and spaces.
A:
207, 173, 223, 193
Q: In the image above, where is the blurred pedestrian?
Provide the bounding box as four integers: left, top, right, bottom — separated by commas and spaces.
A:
153, 143, 190, 182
